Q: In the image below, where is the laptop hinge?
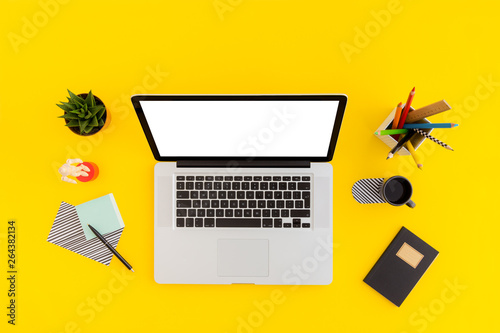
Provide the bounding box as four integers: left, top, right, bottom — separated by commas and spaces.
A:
176, 160, 311, 168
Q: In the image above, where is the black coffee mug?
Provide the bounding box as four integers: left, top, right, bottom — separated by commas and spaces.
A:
379, 176, 415, 208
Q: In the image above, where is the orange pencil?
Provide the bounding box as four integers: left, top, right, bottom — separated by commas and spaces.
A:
392, 102, 403, 129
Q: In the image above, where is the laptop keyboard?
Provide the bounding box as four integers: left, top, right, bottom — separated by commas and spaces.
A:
175, 175, 312, 228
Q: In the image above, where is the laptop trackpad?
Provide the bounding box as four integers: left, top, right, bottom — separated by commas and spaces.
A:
217, 239, 269, 277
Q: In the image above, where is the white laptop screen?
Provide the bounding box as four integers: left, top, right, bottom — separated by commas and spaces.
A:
139, 99, 341, 158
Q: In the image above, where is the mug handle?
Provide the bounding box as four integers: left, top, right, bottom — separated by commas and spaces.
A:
406, 200, 416, 208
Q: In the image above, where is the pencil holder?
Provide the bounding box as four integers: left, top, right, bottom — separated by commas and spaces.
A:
375, 106, 433, 156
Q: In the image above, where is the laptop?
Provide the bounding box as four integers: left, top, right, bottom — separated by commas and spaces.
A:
131, 94, 347, 284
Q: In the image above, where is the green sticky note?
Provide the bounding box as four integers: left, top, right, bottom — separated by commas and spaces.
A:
76, 194, 125, 240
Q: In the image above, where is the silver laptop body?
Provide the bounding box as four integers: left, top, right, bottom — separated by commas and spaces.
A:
131, 94, 347, 285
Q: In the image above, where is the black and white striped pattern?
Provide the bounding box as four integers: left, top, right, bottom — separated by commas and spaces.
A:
412, 128, 453, 150
47, 202, 123, 266
352, 178, 385, 204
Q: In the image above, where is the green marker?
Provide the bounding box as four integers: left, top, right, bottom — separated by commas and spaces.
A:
374, 129, 409, 136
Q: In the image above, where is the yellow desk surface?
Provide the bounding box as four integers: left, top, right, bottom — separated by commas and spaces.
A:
1, 1, 499, 332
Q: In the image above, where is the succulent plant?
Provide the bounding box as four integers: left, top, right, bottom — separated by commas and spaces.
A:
57, 90, 106, 134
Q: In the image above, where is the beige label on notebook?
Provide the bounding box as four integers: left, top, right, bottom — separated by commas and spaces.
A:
396, 242, 424, 268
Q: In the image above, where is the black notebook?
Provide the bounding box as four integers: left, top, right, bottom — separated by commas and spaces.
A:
364, 227, 439, 307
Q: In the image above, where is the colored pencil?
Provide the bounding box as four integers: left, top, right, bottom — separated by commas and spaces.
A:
411, 128, 454, 151
386, 131, 416, 160
396, 87, 415, 139
392, 102, 403, 129
405, 141, 423, 170
375, 129, 409, 135
403, 123, 458, 129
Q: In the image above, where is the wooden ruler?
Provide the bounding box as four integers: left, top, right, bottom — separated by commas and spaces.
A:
406, 100, 451, 123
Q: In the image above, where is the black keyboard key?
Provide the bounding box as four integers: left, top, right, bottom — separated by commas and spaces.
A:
249, 200, 257, 208
263, 218, 273, 228
237, 191, 245, 199
216, 218, 261, 227
281, 210, 289, 217
279, 182, 287, 190
274, 218, 282, 228
291, 210, 310, 217
251, 182, 259, 190
177, 209, 187, 217
274, 191, 282, 199
232, 182, 241, 190
253, 176, 262, 181
293, 191, 301, 199
242, 182, 250, 190
230, 200, 238, 208
244, 209, 252, 217
209, 191, 217, 199
211, 200, 219, 208
302, 191, 310, 199
186, 218, 194, 227
302, 176, 311, 181
246, 191, 255, 199
295, 201, 303, 208
305, 198, 310, 208
283, 176, 291, 181
216, 209, 224, 217
223, 182, 231, 190
265, 191, 273, 199
176, 182, 185, 190
253, 210, 261, 217
292, 176, 300, 181
207, 209, 215, 217
270, 182, 278, 190
218, 191, 227, 199
202, 200, 210, 208
187, 176, 195, 181
186, 182, 194, 190
235, 209, 242, 217
258, 200, 266, 208
177, 191, 189, 198
215, 176, 223, 181
196, 176, 204, 181
225, 209, 233, 217
206, 176, 214, 181
177, 200, 191, 208
284, 191, 292, 199
234, 176, 243, 181
177, 176, 185, 181
263, 209, 271, 217
204, 182, 212, 190
293, 219, 301, 228
298, 183, 310, 190
204, 218, 215, 227
224, 176, 233, 181
260, 182, 269, 190
267, 201, 275, 208
302, 223, 311, 228
272, 209, 280, 217
244, 176, 252, 181
188, 209, 196, 217
200, 191, 208, 199
284, 223, 291, 228
273, 176, 281, 181
190, 191, 199, 199
239, 200, 248, 208
263, 176, 271, 181
228, 191, 236, 199
214, 182, 222, 190
176, 218, 184, 227
256, 191, 264, 199
277, 200, 285, 208
288, 183, 296, 190
197, 209, 205, 217
221, 200, 229, 208
195, 218, 203, 227
286, 200, 294, 208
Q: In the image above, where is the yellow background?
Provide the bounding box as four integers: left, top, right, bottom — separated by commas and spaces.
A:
1, 0, 499, 332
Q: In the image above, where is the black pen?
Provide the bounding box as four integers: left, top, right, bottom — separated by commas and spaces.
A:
88, 224, 134, 272
386, 131, 416, 160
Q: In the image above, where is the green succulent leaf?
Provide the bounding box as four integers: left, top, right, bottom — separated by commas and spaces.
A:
69, 110, 80, 114
57, 103, 74, 112
89, 105, 103, 118
58, 113, 80, 120
65, 119, 79, 127
68, 90, 85, 105
89, 116, 99, 127
78, 112, 85, 118
84, 126, 94, 134
85, 90, 96, 107
97, 106, 106, 119
98, 118, 105, 127
79, 119, 90, 133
